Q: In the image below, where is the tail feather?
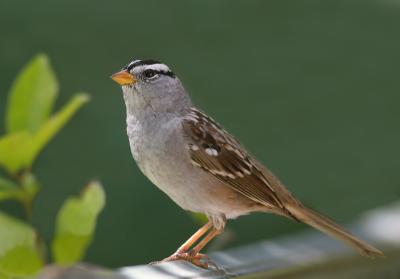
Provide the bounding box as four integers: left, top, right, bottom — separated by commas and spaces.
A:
286, 204, 384, 258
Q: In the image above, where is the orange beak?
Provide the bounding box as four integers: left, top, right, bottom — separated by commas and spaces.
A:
111, 70, 136, 85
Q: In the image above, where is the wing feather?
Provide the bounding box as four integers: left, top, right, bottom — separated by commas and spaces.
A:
182, 108, 285, 209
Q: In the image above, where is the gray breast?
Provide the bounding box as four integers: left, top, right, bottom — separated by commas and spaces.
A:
126, 114, 199, 208
125, 111, 260, 220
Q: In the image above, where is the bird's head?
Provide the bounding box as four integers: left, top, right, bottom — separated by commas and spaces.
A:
111, 59, 191, 116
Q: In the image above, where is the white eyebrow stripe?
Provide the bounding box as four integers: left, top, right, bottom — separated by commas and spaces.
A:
134, 64, 171, 73
127, 60, 141, 68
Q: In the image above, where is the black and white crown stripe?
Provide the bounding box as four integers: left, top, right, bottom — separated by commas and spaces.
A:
124, 59, 175, 78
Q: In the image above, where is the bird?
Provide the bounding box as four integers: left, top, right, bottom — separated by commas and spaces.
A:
111, 59, 384, 268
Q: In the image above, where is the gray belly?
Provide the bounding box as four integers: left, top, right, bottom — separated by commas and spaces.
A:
127, 117, 200, 209
127, 117, 259, 220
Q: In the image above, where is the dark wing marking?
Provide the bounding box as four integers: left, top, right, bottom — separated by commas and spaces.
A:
182, 108, 285, 209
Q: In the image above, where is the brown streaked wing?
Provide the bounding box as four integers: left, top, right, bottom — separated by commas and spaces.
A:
182, 108, 285, 210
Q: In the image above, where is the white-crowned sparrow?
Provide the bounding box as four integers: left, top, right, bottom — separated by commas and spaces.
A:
111, 59, 383, 268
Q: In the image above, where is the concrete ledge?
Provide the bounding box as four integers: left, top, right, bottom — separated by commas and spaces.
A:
38, 201, 400, 279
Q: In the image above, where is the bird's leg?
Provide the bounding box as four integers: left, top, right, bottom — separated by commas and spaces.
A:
154, 222, 222, 269
159, 227, 222, 269
188, 228, 221, 255
185, 228, 222, 269
157, 221, 212, 264
175, 221, 213, 254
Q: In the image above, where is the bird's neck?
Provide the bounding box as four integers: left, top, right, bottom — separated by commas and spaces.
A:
123, 87, 192, 125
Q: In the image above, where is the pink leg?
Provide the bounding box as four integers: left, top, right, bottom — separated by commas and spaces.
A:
189, 228, 221, 255
156, 222, 222, 269
176, 221, 212, 254
158, 222, 212, 264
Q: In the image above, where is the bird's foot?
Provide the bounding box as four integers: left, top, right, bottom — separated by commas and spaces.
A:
150, 250, 214, 269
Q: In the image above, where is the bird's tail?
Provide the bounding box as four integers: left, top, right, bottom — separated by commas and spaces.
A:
285, 204, 384, 258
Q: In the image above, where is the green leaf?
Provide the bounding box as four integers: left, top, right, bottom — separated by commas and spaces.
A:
0, 212, 43, 277
0, 93, 89, 174
0, 132, 31, 174
20, 173, 40, 203
25, 93, 90, 168
6, 54, 58, 133
0, 246, 43, 277
52, 181, 105, 265
0, 177, 17, 191
0, 175, 39, 204
0, 176, 24, 202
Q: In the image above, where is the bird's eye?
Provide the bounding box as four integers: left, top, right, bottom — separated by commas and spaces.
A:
142, 69, 158, 79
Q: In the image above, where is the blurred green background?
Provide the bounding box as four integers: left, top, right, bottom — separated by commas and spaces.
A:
0, 0, 399, 268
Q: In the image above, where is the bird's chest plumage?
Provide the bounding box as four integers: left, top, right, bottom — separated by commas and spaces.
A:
126, 114, 200, 209
127, 114, 171, 169
125, 112, 255, 219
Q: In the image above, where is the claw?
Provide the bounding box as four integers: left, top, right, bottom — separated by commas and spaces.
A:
193, 253, 219, 270
190, 257, 209, 269
151, 251, 214, 269
149, 224, 222, 269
